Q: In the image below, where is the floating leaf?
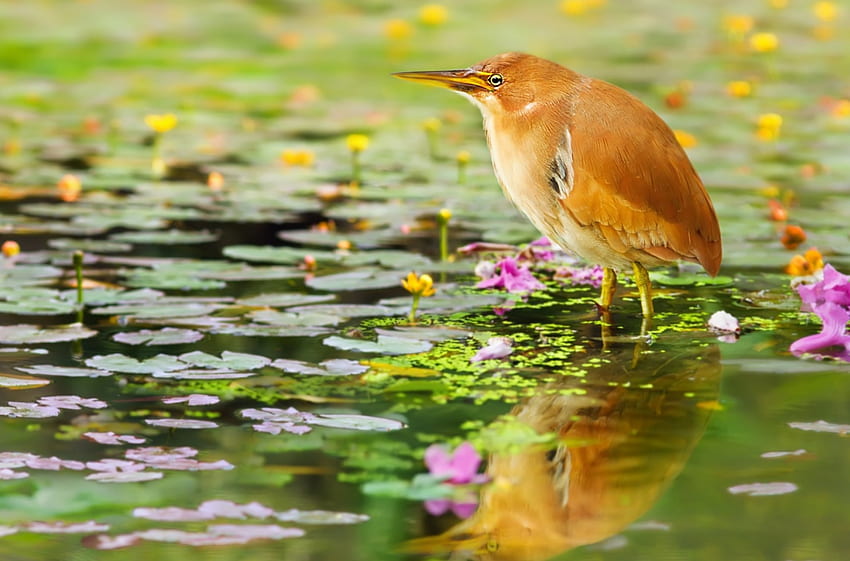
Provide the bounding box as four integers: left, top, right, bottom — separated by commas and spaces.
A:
271, 358, 368, 376
145, 419, 219, 429
48, 238, 133, 253
0, 324, 97, 344
178, 351, 270, 370
235, 293, 335, 308
728, 482, 798, 496
307, 269, 409, 291
110, 229, 219, 245
113, 328, 204, 346
323, 334, 432, 355
223, 245, 337, 265
247, 309, 341, 327
286, 304, 403, 318
85, 353, 187, 374
91, 302, 225, 319
16, 364, 113, 378
86, 471, 164, 483
0, 373, 50, 389
788, 420, 850, 434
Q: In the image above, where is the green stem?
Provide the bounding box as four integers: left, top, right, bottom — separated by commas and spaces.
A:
439, 222, 448, 262
408, 293, 420, 323
351, 151, 362, 185
427, 130, 439, 160
457, 161, 467, 184
73, 250, 84, 324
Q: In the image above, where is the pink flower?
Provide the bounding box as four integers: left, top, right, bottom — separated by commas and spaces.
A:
470, 337, 513, 363
791, 264, 850, 361
424, 442, 486, 485
790, 302, 850, 360
422, 442, 487, 519
476, 257, 545, 294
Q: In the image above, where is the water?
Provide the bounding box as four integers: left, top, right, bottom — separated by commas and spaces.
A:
1, 0, 850, 559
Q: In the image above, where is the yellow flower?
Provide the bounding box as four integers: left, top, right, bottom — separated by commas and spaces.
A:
560, 0, 605, 15
750, 32, 779, 52
402, 272, 436, 297
207, 171, 224, 191
346, 134, 370, 153
768, 0, 788, 8
456, 150, 471, 164
726, 80, 753, 97
756, 113, 783, 141
785, 248, 824, 276
723, 14, 754, 34
673, 130, 698, 148
813, 1, 838, 22
419, 4, 448, 26
422, 117, 441, 132
144, 113, 178, 133
384, 19, 413, 40
1, 240, 20, 258
832, 99, 850, 118
280, 149, 316, 167
57, 174, 82, 202
437, 208, 452, 222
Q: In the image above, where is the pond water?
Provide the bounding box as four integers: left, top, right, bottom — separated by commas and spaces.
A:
1, 1, 849, 560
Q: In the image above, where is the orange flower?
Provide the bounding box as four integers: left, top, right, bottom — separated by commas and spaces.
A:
781, 225, 806, 249
726, 80, 753, 98
207, 171, 224, 191
2, 240, 20, 258
57, 174, 82, 202
767, 199, 788, 221
785, 248, 824, 275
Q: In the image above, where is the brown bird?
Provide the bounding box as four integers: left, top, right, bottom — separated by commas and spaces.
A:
394, 53, 721, 317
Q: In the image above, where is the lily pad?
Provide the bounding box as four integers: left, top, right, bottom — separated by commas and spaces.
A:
47, 238, 133, 253
247, 309, 341, 327
16, 365, 113, 378
0, 324, 97, 344
85, 354, 187, 374
323, 334, 432, 355
223, 245, 337, 265
271, 358, 369, 376
110, 229, 219, 245
178, 351, 270, 371
236, 293, 336, 308
0, 373, 50, 389
307, 269, 409, 292
113, 328, 205, 346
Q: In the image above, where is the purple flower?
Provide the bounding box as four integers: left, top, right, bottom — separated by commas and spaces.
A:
791, 264, 850, 361
424, 442, 486, 484
790, 302, 850, 360
424, 498, 478, 518
476, 257, 545, 294
422, 442, 487, 519
470, 337, 513, 363
554, 264, 604, 288
796, 264, 850, 312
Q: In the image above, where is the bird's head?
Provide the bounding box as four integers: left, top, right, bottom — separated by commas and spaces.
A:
394, 52, 575, 116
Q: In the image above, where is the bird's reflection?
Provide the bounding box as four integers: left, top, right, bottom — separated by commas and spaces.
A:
406, 339, 721, 561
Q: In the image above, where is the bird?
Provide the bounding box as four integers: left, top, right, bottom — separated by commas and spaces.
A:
394, 53, 722, 318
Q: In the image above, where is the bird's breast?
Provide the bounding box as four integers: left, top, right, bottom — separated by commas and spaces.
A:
482, 116, 635, 269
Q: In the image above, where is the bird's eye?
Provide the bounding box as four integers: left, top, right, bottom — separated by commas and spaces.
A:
487, 74, 504, 88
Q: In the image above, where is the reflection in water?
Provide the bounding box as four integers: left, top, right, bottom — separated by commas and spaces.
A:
407, 340, 721, 560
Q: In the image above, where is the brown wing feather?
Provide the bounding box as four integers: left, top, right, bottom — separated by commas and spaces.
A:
557, 79, 722, 275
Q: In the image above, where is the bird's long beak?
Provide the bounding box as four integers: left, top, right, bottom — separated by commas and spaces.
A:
392, 69, 490, 92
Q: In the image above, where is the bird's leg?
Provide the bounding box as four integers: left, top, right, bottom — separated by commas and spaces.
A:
631, 262, 654, 318
599, 267, 617, 312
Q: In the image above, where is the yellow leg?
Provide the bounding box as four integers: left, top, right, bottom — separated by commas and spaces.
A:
631, 262, 654, 318
599, 267, 617, 311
